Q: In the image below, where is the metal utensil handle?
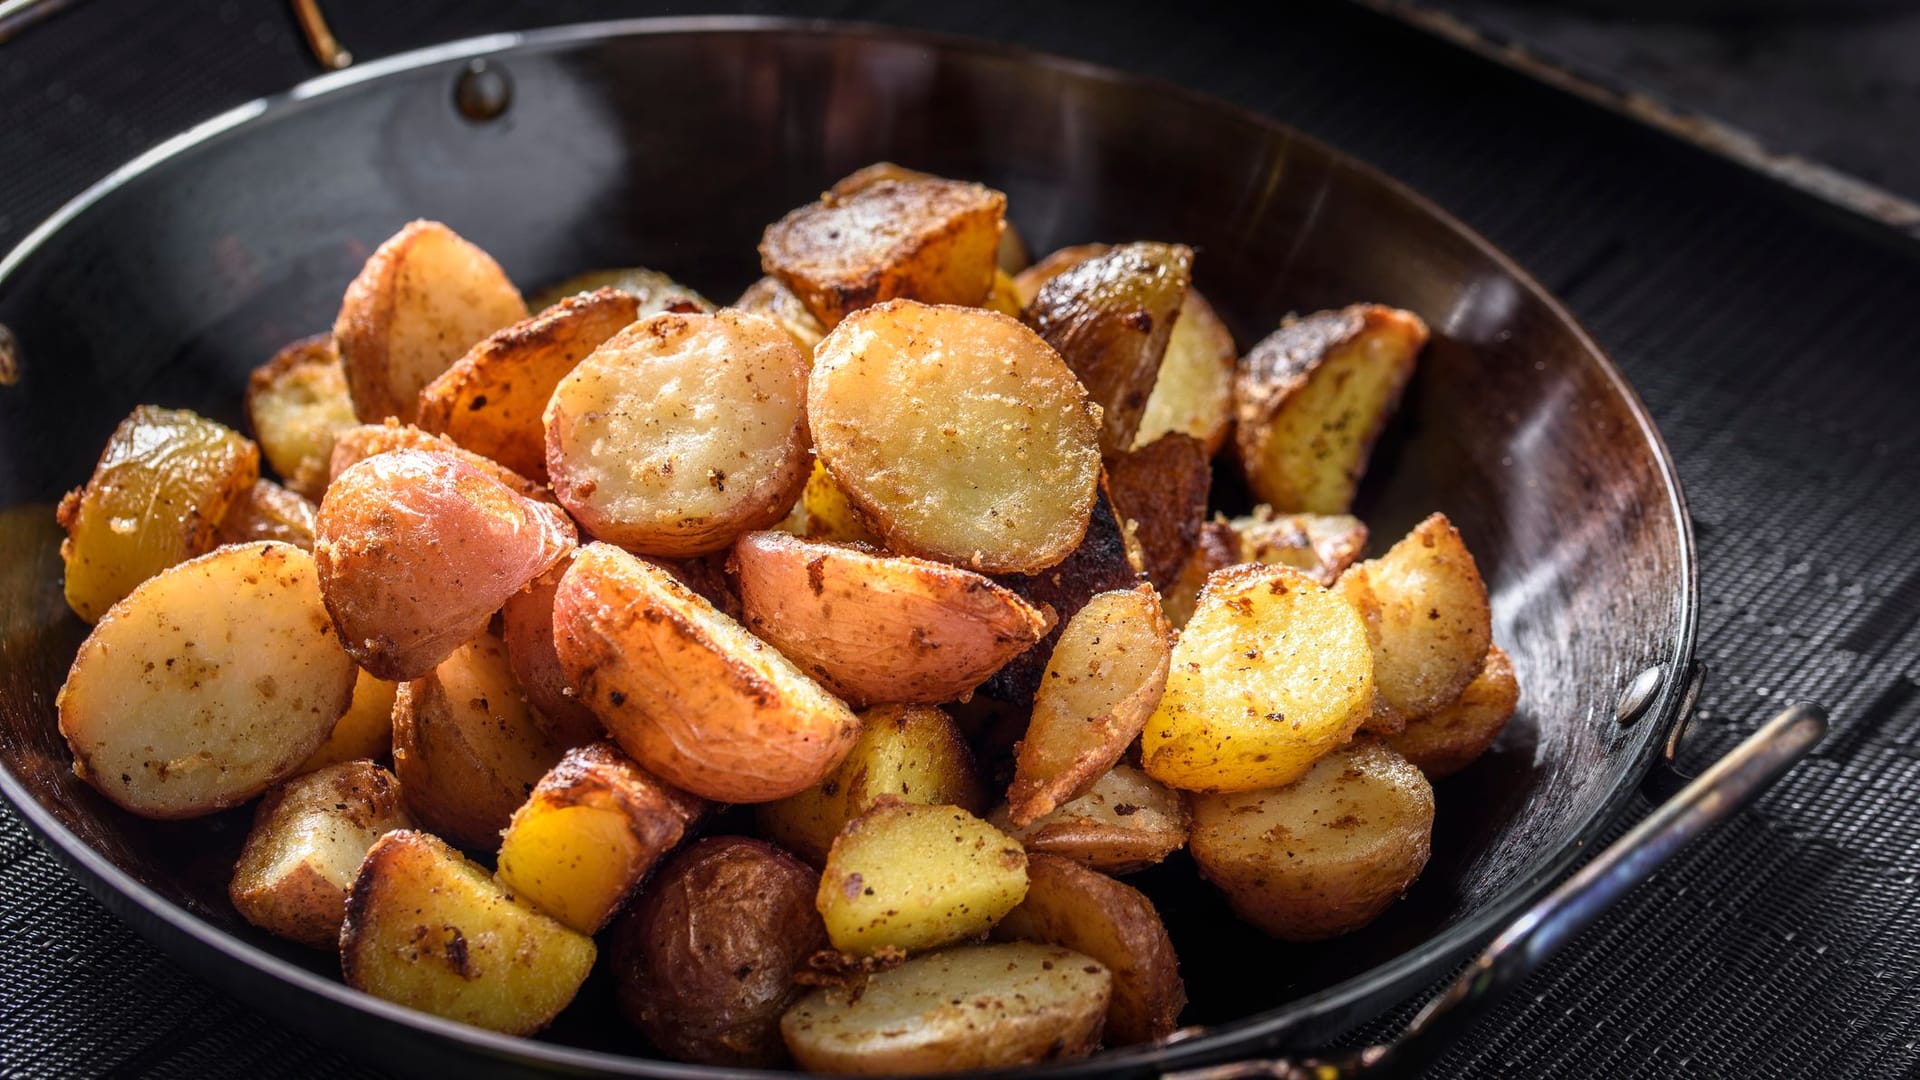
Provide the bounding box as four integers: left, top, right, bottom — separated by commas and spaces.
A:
1167, 701, 1828, 1080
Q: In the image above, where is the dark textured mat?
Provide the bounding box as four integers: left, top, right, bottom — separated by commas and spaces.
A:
3, 1, 1918, 1077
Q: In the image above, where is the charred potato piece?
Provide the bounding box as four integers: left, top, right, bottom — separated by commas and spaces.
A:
993, 853, 1185, 1044
1136, 288, 1236, 455
1107, 433, 1211, 590
1385, 646, 1518, 778
298, 668, 398, 774
246, 334, 356, 498
732, 531, 1054, 708
735, 275, 827, 353
1025, 242, 1193, 456
614, 837, 827, 1067
552, 543, 859, 803
1232, 508, 1369, 587
1141, 563, 1374, 793
781, 943, 1109, 1074
416, 288, 640, 480
545, 310, 811, 557
1161, 519, 1239, 629
826, 161, 1029, 278
341, 829, 595, 1035
1234, 304, 1427, 514
1188, 739, 1433, 941
761, 177, 1005, 328
1339, 512, 1492, 728
229, 761, 410, 948
994, 764, 1189, 875
334, 220, 528, 423
526, 266, 714, 314
58, 405, 259, 623
327, 420, 548, 503
57, 542, 356, 818
809, 300, 1102, 575
215, 479, 316, 550
817, 799, 1027, 955
500, 557, 605, 748
496, 741, 704, 934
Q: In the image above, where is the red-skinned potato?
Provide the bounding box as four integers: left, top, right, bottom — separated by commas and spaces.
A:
501, 557, 605, 748
327, 420, 550, 504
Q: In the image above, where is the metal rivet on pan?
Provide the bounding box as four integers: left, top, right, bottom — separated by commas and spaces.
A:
453, 59, 512, 122
1617, 664, 1664, 726
0, 322, 19, 386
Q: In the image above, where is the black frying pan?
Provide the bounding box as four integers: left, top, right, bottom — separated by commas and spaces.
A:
0, 19, 1823, 1079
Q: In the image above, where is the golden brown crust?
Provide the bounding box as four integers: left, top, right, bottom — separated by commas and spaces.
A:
1385, 645, 1519, 777
1107, 433, 1211, 590
229, 761, 409, 949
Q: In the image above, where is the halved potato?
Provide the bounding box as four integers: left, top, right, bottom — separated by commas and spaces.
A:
297, 668, 398, 774
496, 741, 705, 934
341, 829, 595, 1035
552, 543, 859, 803
1161, 520, 1239, 629
415, 287, 640, 480
781, 943, 1109, 1074
817, 799, 1027, 955
526, 266, 714, 314
545, 309, 811, 557
334, 220, 528, 423
1339, 512, 1492, 728
732, 531, 1055, 708
500, 558, 605, 749
230, 761, 411, 948
1188, 739, 1433, 940
1232, 508, 1370, 587
809, 300, 1102, 575
58, 405, 260, 623
1106, 433, 1211, 590
215, 479, 316, 550
795, 458, 881, 545
1140, 563, 1374, 793
314, 450, 576, 680
1385, 645, 1518, 778
825, 161, 1030, 279
57, 542, 357, 818
735, 275, 827, 353
246, 334, 356, 498
993, 764, 1189, 875
327, 420, 549, 503
1135, 289, 1236, 455
1008, 586, 1170, 827
1233, 304, 1427, 514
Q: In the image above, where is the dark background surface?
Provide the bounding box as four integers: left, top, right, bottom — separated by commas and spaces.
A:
3, 1, 1919, 1077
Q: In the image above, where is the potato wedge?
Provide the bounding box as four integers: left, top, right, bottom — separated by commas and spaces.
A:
526, 266, 714, 314
57, 542, 356, 818
496, 741, 704, 934
552, 543, 858, 803
545, 309, 811, 557
761, 177, 1005, 328
1385, 646, 1518, 778
1011, 244, 1111, 309
614, 837, 827, 1067
993, 853, 1185, 1044
230, 761, 410, 949
327, 420, 549, 504
314, 450, 576, 680
500, 558, 605, 749
334, 220, 528, 423
1339, 512, 1492, 728
1136, 288, 1236, 455
795, 458, 881, 545
1233, 508, 1370, 587
1008, 586, 1170, 827
1161, 519, 1239, 629
216, 479, 317, 550
735, 275, 827, 353
57, 405, 260, 623
1026, 242, 1193, 456
759, 704, 987, 866
416, 288, 640, 480
297, 668, 398, 774
826, 161, 1030, 278
392, 630, 569, 850
341, 829, 595, 1035
809, 300, 1102, 574
246, 334, 356, 498
1107, 433, 1211, 590
1188, 739, 1433, 940
1234, 304, 1427, 514
993, 764, 1189, 875
781, 943, 1109, 1074
732, 531, 1055, 708
817, 799, 1027, 955
1141, 563, 1374, 793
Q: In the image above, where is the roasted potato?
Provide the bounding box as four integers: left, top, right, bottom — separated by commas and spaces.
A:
298, 668, 398, 773
1136, 289, 1236, 454
314, 450, 576, 680
1385, 646, 1518, 778
817, 799, 1027, 955
1008, 586, 1170, 827
57, 542, 357, 818
1161, 520, 1239, 629
1188, 739, 1433, 940
552, 543, 859, 803
1233, 304, 1427, 514
215, 479, 316, 550
761, 177, 1005, 328
781, 943, 1109, 1074
1107, 433, 1211, 590
416, 288, 641, 480
229, 761, 410, 948
246, 334, 356, 499
499, 558, 605, 749
794, 458, 881, 545
993, 853, 1185, 1044
994, 764, 1189, 875
1011, 244, 1112, 308
826, 162, 1029, 280
391, 630, 568, 850
732, 531, 1055, 708
759, 704, 987, 866
326, 420, 548, 503
1025, 242, 1193, 456
614, 837, 827, 1066
334, 220, 528, 423
526, 265, 714, 314
809, 300, 1103, 574
1141, 563, 1374, 793
735, 275, 827, 353
57, 405, 260, 623
545, 310, 811, 556
1339, 512, 1492, 728
341, 829, 595, 1035
1232, 508, 1370, 587
985, 269, 1023, 317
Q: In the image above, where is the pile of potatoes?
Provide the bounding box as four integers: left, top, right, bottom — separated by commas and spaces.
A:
50, 162, 1518, 1073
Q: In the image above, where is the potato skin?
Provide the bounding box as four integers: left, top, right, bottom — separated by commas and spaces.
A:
230, 761, 410, 949
994, 763, 1190, 875
246, 334, 356, 499
499, 557, 605, 748
1107, 433, 1211, 590
327, 420, 549, 504
1385, 646, 1518, 778
613, 837, 827, 1067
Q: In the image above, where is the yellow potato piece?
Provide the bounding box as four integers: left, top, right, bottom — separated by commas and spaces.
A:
816, 800, 1027, 956
297, 668, 397, 774
1134, 289, 1236, 455
246, 335, 356, 499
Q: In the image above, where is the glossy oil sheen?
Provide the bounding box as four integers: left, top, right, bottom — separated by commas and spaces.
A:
0, 20, 1694, 1079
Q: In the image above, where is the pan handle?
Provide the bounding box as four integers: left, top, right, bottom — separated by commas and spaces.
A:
1163, 699, 1828, 1080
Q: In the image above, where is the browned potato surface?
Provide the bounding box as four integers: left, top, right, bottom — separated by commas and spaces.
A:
298, 668, 398, 773
1136, 288, 1236, 454
326, 420, 549, 503
1011, 243, 1111, 308
825, 162, 1030, 278
1232, 508, 1370, 587
1339, 512, 1492, 727
499, 557, 605, 748
994, 764, 1189, 875
1161, 520, 1239, 629
817, 799, 1027, 955
334, 220, 528, 423
809, 300, 1102, 574
526, 266, 714, 314
1107, 433, 1211, 590
229, 761, 410, 948
735, 275, 828, 353
1385, 645, 1518, 777
614, 837, 827, 1066
215, 479, 316, 550
246, 334, 356, 498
